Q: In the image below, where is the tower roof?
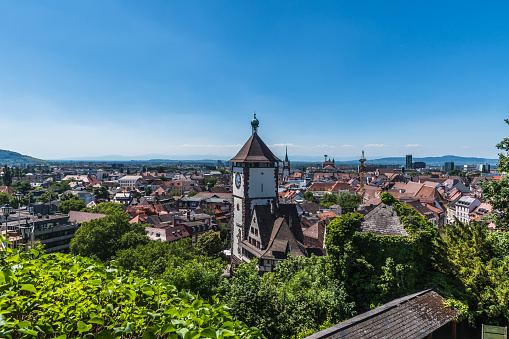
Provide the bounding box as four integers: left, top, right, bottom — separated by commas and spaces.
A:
229, 133, 281, 163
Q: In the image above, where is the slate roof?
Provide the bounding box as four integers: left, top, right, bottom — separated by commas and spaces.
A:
260, 217, 308, 260
360, 203, 409, 236
306, 289, 459, 339
299, 201, 321, 214
229, 133, 281, 163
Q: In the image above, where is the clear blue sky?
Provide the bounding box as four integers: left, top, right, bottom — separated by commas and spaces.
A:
0, 1, 508, 160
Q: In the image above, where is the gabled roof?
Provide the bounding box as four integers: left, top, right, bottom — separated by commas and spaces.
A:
229, 133, 281, 163
360, 203, 409, 236
260, 217, 307, 260
306, 289, 459, 339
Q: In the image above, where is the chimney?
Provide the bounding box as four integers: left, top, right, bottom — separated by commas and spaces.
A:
187, 210, 191, 220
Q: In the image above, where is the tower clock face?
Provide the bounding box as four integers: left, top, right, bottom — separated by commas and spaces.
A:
235, 173, 241, 189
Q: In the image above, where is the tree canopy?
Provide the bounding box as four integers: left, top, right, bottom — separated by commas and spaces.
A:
70, 211, 149, 261
58, 196, 86, 214
319, 192, 361, 212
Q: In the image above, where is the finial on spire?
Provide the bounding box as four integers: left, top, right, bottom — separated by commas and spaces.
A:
251, 112, 259, 135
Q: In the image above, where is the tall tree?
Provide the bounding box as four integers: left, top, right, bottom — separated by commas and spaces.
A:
481, 119, 509, 230
70, 210, 148, 261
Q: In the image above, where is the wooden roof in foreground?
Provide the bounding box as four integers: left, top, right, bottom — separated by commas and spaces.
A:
306, 289, 459, 339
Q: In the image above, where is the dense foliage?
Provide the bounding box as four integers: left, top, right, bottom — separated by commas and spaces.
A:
58, 196, 87, 214
434, 222, 509, 326
115, 239, 225, 301
223, 256, 355, 339
0, 246, 263, 338
319, 192, 361, 212
81, 202, 126, 215
70, 210, 149, 261
326, 193, 439, 312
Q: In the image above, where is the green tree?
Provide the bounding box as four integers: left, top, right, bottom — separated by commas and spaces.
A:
196, 230, 223, 257
303, 191, 315, 202
224, 257, 355, 339
319, 193, 338, 208
36, 190, 58, 203
50, 179, 72, 192
144, 186, 152, 196
60, 192, 75, 201
171, 190, 181, 197
0, 192, 18, 208
70, 211, 149, 261
204, 177, 218, 188
93, 185, 110, 200
188, 191, 198, 197
434, 221, 509, 326
9, 180, 32, 193
58, 197, 87, 214
2, 165, 12, 186
336, 192, 361, 213
81, 201, 125, 215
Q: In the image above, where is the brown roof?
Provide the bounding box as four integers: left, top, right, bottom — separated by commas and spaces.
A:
306, 289, 459, 339
229, 133, 281, 163
68, 211, 107, 224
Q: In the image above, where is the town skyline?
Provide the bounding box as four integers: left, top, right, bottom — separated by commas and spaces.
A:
1, 1, 508, 159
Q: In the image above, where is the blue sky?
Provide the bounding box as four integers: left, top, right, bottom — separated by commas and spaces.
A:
0, 1, 508, 160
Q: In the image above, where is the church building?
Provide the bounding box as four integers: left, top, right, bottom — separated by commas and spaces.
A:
230, 115, 308, 272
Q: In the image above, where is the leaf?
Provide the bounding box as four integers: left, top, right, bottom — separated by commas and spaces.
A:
176, 328, 189, 338
54, 335, 67, 339
94, 330, 114, 339
20, 284, 37, 294
143, 330, 156, 339
142, 286, 154, 296
17, 320, 30, 328
200, 328, 217, 338
16, 328, 38, 336
89, 317, 105, 325
77, 320, 92, 333
161, 324, 176, 333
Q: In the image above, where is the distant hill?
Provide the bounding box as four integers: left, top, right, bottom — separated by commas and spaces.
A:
0, 149, 46, 165
336, 155, 498, 166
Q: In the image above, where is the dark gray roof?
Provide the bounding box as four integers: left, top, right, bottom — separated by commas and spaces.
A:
229, 133, 281, 163
360, 203, 409, 236
306, 289, 460, 339
261, 218, 307, 260
299, 201, 321, 215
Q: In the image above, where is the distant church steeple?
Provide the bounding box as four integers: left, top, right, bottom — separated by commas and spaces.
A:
283, 145, 290, 180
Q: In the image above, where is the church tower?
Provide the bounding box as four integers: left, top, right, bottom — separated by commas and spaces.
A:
229, 114, 281, 265
282, 146, 290, 180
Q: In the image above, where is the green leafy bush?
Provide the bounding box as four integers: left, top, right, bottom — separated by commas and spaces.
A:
0, 246, 263, 338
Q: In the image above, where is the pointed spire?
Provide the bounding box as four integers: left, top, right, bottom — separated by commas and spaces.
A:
284, 145, 289, 163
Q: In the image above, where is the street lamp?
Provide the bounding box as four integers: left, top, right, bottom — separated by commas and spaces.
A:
1, 204, 12, 244
19, 223, 33, 253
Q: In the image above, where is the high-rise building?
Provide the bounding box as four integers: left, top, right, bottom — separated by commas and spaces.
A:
405, 155, 413, 170
444, 161, 454, 172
